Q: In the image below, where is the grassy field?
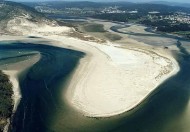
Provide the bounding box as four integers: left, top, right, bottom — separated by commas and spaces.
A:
83, 24, 106, 32
0, 71, 13, 131
79, 23, 122, 42
104, 33, 122, 41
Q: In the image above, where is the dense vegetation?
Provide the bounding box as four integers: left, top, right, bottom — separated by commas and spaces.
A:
23, 1, 190, 12
93, 13, 141, 22
23, 1, 190, 38
0, 71, 13, 131
118, 3, 190, 14
141, 19, 190, 30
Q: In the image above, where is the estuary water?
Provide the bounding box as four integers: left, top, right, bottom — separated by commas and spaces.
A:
0, 42, 85, 132
0, 38, 190, 132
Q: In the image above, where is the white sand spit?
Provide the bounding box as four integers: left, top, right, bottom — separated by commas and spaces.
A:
46, 35, 179, 117
69, 44, 179, 117
1, 22, 180, 118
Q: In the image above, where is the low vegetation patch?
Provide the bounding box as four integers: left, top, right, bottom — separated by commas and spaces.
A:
104, 33, 122, 41
83, 24, 106, 32
0, 71, 13, 131
67, 31, 106, 43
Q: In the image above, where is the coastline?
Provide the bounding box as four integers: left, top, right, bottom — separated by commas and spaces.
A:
36, 34, 180, 117
0, 51, 41, 132
3, 71, 20, 112
63, 40, 180, 117
3, 71, 20, 132
0, 22, 180, 118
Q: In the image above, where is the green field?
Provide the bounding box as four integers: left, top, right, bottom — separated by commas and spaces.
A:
104, 33, 122, 41
83, 24, 106, 32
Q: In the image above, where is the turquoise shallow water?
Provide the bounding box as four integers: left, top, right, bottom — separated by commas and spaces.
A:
0, 41, 190, 132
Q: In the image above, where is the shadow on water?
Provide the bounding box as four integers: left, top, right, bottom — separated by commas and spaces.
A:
109, 41, 190, 132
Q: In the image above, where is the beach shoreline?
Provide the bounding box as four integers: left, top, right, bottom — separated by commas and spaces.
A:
0, 22, 180, 118
36, 34, 180, 117
63, 41, 180, 117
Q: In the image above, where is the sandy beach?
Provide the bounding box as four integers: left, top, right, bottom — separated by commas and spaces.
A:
64, 40, 179, 117
0, 21, 180, 118
39, 34, 179, 117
